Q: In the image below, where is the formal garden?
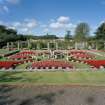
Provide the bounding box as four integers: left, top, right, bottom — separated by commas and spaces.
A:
0, 21, 105, 85
1, 24, 105, 105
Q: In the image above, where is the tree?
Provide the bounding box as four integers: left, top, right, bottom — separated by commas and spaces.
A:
64, 30, 72, 41
41, 33, 58, 39
95, 22, 105, 40
6, 28, 17, 35
0, 25, 27, 48
0, 25, 6, 33
74, 22, 90, 41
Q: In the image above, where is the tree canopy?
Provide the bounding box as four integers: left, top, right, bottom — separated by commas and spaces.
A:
0, 25, 27, 48
1, 22, 105, 49
95, 22, 105, 40
0, 25, 59, 48
64, 31, 72, 41
74, 22, 90, 41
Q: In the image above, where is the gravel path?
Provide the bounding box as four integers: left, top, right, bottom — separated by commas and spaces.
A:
0, 85, 105, 105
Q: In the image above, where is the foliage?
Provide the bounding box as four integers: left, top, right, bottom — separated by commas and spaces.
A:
0, 25, 27, 48
95, 22, 105, 40
74, 22, 90, 41
0, 25, 59, 48
64, 31, 72, 41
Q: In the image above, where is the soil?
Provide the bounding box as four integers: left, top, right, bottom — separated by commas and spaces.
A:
0, 84, 105, 105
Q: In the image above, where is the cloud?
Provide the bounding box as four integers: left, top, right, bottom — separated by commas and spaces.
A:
19, 28, 28, 33
14, 19, 38, 33
24, 19, 37, 29
57, 16, 70, 24
12, 22, 21, 27
0, 16, 76, 35
0, 18, 38, 34
49, 16, 75, 31
40, 24, 48, 28
43, 28, 49, 33
49, 22, 65, 30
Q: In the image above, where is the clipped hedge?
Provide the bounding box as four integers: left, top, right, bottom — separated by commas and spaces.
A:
4, 50, 20, 57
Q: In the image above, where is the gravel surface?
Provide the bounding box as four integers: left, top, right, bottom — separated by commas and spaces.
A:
0, 85, 105, 105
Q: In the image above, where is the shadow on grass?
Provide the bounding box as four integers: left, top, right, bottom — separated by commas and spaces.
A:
0, 72, 44, 83
0, 72, 23, 82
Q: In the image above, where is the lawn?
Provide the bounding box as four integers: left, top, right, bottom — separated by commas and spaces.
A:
0, 71, 105, 86
70, 62, 91, 69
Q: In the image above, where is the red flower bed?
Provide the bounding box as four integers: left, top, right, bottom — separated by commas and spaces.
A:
72, 53, 93, 59
19, 51, 36, 55
10, 55, 32, 60
0, 61, 24, 69
70, 50, 85, 54
84, 60, 105, 68
69, 50, 94, 59
32, 60, 73, 69
9, 51, 36, 60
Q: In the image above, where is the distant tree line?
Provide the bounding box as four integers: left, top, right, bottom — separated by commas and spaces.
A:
0, 25, 58, 48
0, 25, 27, 48
0, 21, 105, 48
64, 22, 105, 42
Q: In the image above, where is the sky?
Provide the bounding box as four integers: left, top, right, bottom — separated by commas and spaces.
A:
0, 0, 105, 36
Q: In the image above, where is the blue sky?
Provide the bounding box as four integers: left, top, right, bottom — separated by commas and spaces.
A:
0, 0, 105, 36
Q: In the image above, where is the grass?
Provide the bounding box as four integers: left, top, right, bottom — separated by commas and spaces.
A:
16, 63, 31, 69
71, 62, 91, 69
0, 71, 105, 86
